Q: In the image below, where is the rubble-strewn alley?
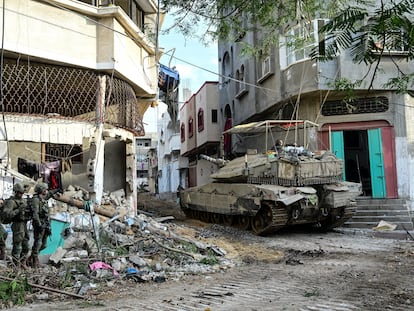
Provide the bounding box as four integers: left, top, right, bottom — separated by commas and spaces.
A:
1, 193, 414, 311
0, 192, 235, 308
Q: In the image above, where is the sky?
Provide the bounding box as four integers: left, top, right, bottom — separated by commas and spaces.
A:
143, 15, 219, 133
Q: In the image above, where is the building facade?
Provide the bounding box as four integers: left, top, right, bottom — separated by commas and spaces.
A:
218, 14, 414, 210
0, 0, 160, 215
180, 82, 220, 188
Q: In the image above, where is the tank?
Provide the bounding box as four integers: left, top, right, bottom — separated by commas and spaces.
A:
179, 147, 362, 235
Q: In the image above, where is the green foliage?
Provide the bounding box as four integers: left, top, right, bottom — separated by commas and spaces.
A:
60, 267, 73, 289
304, 288, 320, 297
384, 74, 414, 94
179, 241, 198, 253
199, 249, 219, 265
0, 276, 32, 306
161, 0, 414, 94
319, 0, 414, 91
199, 255, 218, 265
115, 246, 129, 256
76, 300, 106, 308
327, 78, 363, 102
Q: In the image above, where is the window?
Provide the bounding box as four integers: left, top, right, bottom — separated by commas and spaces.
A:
45, 144, 82, 163
188, 117, 194, 138
180, 123, 185, 142
371, 30, 409, 54
212, 109, 218, 123
322, 96, 389, 116
284, 19, 325, 67
221, 52, 231, 87
198, 108, 204, 132
235, 65, 248, 98
257, 52, 274, 83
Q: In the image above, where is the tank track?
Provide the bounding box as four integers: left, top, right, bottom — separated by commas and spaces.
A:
181, 202, 289, 236
254, 203, 289, 236
319, 203, 357, 231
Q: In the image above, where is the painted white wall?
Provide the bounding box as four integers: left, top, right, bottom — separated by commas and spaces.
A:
3, 0, 157, 96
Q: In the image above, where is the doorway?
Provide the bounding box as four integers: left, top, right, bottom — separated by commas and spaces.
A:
331, 128, 387, 198
343, 131, 372, 196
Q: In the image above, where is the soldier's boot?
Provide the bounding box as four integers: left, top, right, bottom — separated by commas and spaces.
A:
11, 256, 20, 269
31, 255, 39, 269
26, 254, 33, 267
20, 257, 29, 270
0, 247, 5, 260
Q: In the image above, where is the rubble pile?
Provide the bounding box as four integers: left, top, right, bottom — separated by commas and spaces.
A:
0, 187, 233, 307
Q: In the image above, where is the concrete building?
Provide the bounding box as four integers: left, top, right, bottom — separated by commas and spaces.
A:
136, 132, 157, 191
157, 110, 183, 198
218, 14, 414, 211
180, 82, 220, 188
0, 0, 160, 215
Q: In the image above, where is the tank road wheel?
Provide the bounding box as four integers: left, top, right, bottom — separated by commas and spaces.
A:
223, 215, 234, 226
199, 211, 210, 223
252, 202, 273, 234
211, 213, 222, 224
238, 215, 251, 230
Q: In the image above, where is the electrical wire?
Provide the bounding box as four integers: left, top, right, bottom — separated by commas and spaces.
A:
35, 0, 279, 95
0, 0, 10, 168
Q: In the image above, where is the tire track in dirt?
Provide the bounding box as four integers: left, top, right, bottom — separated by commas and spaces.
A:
128, 264, 363, 310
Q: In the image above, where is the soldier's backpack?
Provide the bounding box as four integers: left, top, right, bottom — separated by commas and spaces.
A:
0, 197, 33, 224
0, 199, 14, 224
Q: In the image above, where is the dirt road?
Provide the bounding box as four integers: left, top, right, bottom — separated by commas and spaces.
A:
11, 195, 414, 310
15, 217, 414, 311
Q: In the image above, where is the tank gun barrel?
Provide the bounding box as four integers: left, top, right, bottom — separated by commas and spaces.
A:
199, 154, 228, 167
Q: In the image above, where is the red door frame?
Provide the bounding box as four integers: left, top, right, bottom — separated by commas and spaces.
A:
319, 121, 397, 198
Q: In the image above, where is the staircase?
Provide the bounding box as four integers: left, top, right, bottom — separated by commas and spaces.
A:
343, 198, 414, 231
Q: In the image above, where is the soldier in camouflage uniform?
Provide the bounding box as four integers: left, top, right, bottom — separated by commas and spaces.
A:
0, 198, 7, 260
2, 183, 29, 268
30, 182, 52, 268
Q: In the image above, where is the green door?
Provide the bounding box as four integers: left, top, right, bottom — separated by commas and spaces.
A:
331, 131, 346, 180
368, 128, 386, 198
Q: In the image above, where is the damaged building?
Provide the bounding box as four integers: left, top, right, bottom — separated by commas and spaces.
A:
0, 0, 161, 215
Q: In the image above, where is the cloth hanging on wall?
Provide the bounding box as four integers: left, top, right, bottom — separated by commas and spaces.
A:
39, 160, 62, 191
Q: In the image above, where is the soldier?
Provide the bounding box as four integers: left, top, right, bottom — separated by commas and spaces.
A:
29, 182, 52, 268
2, 183, 29, 268
0, 199, 7, 260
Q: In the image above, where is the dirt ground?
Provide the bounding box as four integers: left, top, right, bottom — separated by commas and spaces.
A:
13, 194, 414, 310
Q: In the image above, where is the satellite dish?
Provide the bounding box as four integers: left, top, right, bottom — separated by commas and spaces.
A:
0, 141, 8, 159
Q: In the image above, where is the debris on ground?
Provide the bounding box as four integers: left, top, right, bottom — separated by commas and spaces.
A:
0, 187, 234, 308
373, 220, 398, 231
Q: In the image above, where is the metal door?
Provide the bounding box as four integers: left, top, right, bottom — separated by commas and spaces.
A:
331, 131, 346, 180
368, 128, 386, 198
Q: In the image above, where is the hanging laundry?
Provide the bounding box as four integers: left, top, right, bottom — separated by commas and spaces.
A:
40, 160, 62, 191
17, 157, 40, 179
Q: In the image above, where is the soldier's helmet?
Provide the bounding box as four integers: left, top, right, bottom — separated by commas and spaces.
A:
13, 183, 25, 193
34, 182, 48, 194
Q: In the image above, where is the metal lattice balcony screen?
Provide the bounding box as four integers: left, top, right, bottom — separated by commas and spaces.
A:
1, 60, 144, 134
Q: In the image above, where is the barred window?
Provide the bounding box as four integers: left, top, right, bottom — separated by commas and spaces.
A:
322, 96, 389, 116
45, 144, 83, 163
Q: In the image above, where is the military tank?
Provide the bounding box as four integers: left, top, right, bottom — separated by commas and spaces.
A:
179, 145, 362, 236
